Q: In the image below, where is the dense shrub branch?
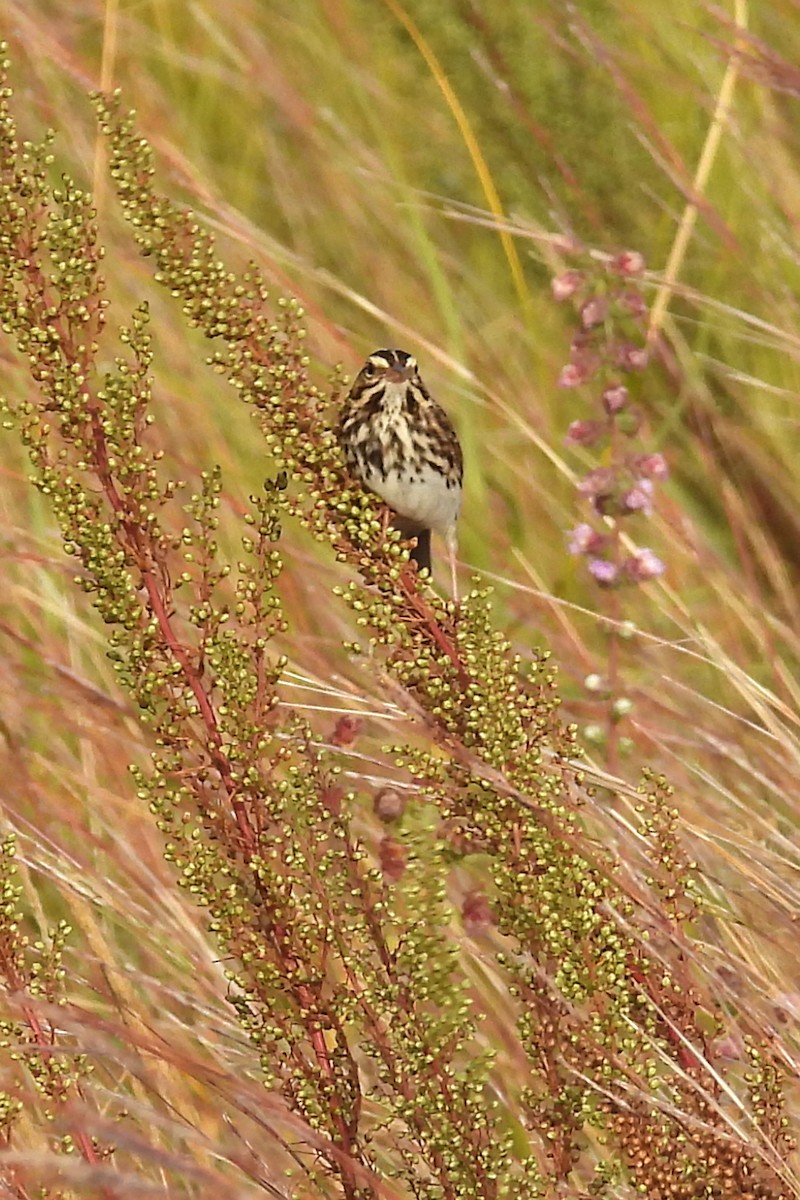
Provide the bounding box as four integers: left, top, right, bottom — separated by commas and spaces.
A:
0, 55, 794, 1200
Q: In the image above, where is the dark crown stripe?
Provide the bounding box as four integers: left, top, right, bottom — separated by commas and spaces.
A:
369, 348, 414, 370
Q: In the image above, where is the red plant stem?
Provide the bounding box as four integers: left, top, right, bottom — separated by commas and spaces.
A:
17, 221, 257, 860
398, 568, 471, 688
88, 407, 257, 856
10, 986, 113, 1189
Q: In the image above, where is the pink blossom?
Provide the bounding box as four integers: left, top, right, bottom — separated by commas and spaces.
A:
625, 548, 666, 582
610, 249, 646, 276
558, 362, 588, 389
565, 419, 604, 447
588, 558, 619, 586
578, 467, 616, 500
567, 523, 605, 556
580, 295, 608, 329
602, 383, 629, 414
622, 478, 654, 516
551, 270, 584, 301
635, 452, 669, 480
617, 343, 649, 372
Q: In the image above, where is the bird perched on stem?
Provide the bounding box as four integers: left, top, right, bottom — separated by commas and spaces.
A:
338, 349, 463, 597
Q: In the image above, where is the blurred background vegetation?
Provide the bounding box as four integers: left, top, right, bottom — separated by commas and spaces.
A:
3, 0, 800, 1192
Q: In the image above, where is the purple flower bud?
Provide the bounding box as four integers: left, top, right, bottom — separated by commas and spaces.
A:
579, 467, 618, 516
565, 419, 605, 447
567, 523, 606, 556
551, 270, 584, 301
558, 362, 588, 389
610, 250, 646, 276
625, 548, 665, 582
588, 558, 619, 586
622, 478, 654, 516
617, 344, 649, 372
602, 383, 629, 415
580, 295, 608, 329
635, 452, 669, 480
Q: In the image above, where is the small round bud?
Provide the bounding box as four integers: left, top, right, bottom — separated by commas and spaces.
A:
617, 343, 649, 372
558, 362, 589, 389
602, 383, 629, 414
621, 479, 654, 517
565, 419, 605, 447
625, 548, 666, 582
551, 269, 584, 301
588, 558, 619, 587
462, 891, 495, 934
567, 523, 606, 557
635, 452, 669, 480
610, 249, 645, 276
329, 714, 362, 748
580, 295, 608, 329
373, 787, 405, 823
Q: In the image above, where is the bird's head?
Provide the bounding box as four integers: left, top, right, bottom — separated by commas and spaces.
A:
355, 348, 420, 390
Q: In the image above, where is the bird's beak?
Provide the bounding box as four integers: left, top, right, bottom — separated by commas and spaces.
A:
386, 366, 414, 383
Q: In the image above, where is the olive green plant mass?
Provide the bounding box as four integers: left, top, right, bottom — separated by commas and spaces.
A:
1, 3, 800, 1198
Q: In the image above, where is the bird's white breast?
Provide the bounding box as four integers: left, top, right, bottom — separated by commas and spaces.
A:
361, 459, 461, 535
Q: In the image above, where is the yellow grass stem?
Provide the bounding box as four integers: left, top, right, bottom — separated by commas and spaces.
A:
648, 0, 749, 343
382, 0, 534, 326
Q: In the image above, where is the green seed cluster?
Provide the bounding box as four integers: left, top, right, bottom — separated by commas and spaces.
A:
359, 810, 520, 1197
636, 767, 701, 923
0, 834, 105, 1153
90, 84, 795, 1200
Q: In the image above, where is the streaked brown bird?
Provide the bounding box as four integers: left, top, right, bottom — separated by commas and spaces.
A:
338, 349, 463, 596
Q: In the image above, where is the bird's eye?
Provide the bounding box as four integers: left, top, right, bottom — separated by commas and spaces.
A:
362, 363, 378, 380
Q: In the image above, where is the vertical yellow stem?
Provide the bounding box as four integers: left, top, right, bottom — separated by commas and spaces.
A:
383, 0, 534, 325
648, 0, 749, 344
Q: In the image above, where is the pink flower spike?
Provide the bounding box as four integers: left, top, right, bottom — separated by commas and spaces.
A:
552, 270, 584, 301
626, 548, 666, 582
635, 452, 669, 480
602, 383, 629, 415
588, 558, 619, 587
558, 362, 588, 389
622, 478, 654, 516
610, 249, 646, 276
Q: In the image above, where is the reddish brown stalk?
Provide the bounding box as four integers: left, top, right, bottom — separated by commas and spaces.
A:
86, 409, 257, 857
398, 568, 471, 688
2, 973, 111, 1187
17, 222, 258, 859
